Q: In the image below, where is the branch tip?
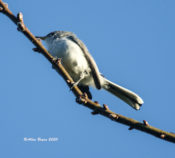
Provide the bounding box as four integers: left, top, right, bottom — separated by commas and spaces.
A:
0, 2, 8, 8
103, 104, 109, 110
143, 120, 149, 126
4, 2, 8, 8
160, 134, 166, 139
109, 113, 119, 120
16, 12, 25, 32
17, 12, 23, 22
94, 101, 99, 104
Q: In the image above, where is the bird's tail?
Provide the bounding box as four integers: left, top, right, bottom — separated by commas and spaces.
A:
102, 77, 144, 110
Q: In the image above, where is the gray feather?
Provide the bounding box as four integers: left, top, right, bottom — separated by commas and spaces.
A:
102, 77, 144, 110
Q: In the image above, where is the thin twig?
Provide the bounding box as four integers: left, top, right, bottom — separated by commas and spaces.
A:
1, 0, 175, 143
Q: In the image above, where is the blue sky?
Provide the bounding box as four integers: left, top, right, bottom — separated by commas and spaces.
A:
0, 0, 175, 157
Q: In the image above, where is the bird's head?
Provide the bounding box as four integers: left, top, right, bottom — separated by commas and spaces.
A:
36, 31, 73, 41
36, 31, 76, 49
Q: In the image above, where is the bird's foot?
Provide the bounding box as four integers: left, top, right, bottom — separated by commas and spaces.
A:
70, 73, 85, 90
52, 57, 60, 63
52, 57, 60, 69
76, 92, 88, 104
70, 81, 79, 90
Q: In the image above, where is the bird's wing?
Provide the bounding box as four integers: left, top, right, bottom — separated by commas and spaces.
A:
67, 35, 102, 89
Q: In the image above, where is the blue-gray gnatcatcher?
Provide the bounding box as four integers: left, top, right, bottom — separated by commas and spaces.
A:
36, 31, 144, 110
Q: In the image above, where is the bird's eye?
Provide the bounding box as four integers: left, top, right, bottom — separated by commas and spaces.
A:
49, 33, 53, 37
48, 32, 55, 37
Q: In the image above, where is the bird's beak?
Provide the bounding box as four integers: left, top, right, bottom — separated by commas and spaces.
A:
35, 36, 47, 40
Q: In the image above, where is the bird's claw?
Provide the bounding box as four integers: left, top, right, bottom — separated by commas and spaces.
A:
70, 82, 78, 90
52, 57, 60, 69
52, 57, 59, 63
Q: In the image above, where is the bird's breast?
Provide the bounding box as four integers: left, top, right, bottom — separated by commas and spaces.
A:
47, 38, 92, 81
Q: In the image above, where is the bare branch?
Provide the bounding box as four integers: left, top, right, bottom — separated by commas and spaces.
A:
1, 0, 175, 143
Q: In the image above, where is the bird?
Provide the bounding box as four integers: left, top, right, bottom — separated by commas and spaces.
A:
36, 31, 144, 110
